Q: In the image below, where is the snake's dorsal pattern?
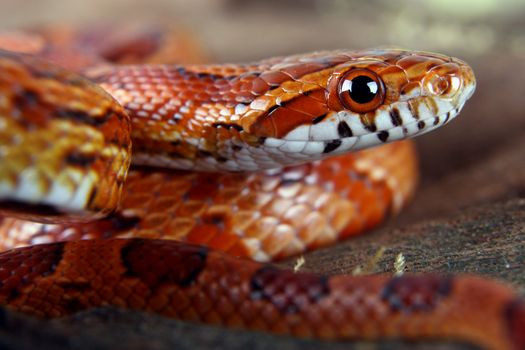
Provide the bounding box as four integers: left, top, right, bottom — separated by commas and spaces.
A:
0, 239, 523, 350
0, 26, 523, 350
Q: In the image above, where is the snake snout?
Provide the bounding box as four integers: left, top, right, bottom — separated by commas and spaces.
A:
423, 60, 476, 103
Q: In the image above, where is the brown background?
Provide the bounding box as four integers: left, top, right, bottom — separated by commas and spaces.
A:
0, 0, 524, 349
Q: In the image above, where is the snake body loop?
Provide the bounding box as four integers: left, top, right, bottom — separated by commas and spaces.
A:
0, 26, 523, 350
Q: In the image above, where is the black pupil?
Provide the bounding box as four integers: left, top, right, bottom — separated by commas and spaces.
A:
348, 75, 378, 104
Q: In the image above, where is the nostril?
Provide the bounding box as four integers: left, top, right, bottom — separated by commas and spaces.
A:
424, 74, 462, 97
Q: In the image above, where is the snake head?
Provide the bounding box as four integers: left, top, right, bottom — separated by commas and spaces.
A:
242, 49, 475, 159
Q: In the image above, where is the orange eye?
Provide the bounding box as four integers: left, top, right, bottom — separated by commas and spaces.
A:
338, 69, 385, 113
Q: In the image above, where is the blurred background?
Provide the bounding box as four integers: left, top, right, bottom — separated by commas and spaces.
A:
1, 0, 525, 60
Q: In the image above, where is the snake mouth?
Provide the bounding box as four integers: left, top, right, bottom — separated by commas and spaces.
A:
262, 104, 465, 157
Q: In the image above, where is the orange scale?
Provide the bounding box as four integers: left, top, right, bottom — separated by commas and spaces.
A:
289, 184, 317, 203
359, 193, 387, 230
149, 197, 179, 213
343, 180, 368, 203
175, 200, 207, 218
120, 193, 154, 210
186, 224, 219, 245
207, 232, 242, 254
261, 224, 296, 257
338, 214, 365, 239
282, 204, 311, 227
224, 240, 251, 259
140, 213, 169, 230
244, 216, 278, 240
264, 197, 294, 218
212, 188, 244, 203
237, 192, 273, 211
164, 218, 195, 240
297, 213, 330, 245
230, 211, 259, 232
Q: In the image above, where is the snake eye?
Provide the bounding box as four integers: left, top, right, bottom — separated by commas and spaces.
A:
338, 69, 385, 113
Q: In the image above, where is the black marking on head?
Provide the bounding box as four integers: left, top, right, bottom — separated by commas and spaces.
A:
121, 239, 208, 288
362, 118, 377, 132
377, 130, 389, 142
211, 122, 243, 132
443, 112, 451, 124
417, 120, 426, 130
433, 117, 440, 126
337, 121, 353, 138
389, 108, 402, 127
381, 275, 453, 313
312, 113, 327, 124
249, 267, 330, 314
323, 139, 342, 153
65, 153, 96, 167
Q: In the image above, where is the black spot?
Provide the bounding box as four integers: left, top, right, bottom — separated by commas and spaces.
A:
337, 121, 353, 138
443, 112, 451, 124
433, 117, 440, 126
417, 121, 426, 130
65, 153, 96, 167
250, 267, 330, 314
312, 113, 327, 124
381, 275, 453, 313
389, 108, 402, 127
323, 139, 342, 153
232, 145, 242, 151
377, 131, 389, 142
57, 280, 92, 291
121, 239, 208, 288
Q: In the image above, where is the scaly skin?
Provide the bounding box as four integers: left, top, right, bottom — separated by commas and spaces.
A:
0, 26, 522, 350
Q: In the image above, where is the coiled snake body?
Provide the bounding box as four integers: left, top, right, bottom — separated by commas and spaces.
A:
0, 26, 523, 350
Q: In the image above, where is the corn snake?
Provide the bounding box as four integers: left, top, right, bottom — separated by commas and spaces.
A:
0, 25, 523, 350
